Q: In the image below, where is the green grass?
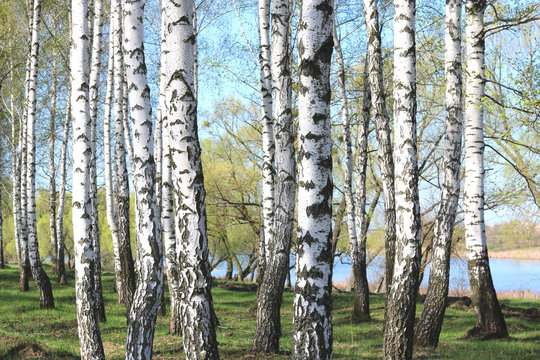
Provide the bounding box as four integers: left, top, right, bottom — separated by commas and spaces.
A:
0, 264, 539, 359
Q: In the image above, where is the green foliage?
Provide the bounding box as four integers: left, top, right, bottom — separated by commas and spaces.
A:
0, 265, 539, 359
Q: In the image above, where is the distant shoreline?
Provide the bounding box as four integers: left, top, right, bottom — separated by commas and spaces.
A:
452, 246, 540, 261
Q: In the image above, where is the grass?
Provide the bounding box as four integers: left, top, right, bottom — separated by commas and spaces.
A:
0, 264, 539, 359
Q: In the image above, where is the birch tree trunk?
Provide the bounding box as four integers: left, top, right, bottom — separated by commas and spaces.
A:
253, 0, 295, 353
383, 0, 421, 358
112, 0, 136, 310
103, 8, 121, 301
89, 0, 106, 323
463, 0, 508, 339
362, 0, 396, 293
56, 97, 70, 285
294, 1, 334, 358
70, 0, 105, 357
49, 61, 58, 276
414, 0, 463, 348
257, 0, 275, 276
12, 84, 28, 289
123, 0, 163, 357
25, 0, 55, 309
159, 1, 182, 335
164, 1, 219, 358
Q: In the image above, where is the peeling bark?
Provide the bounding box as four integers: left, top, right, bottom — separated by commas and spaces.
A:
123, 0, 164, 358
164, 1, 219, 358
70, 0, 105, 357
362, 0, 396, 293
415, 0, 463, 348
25, 0, 55, 309
253, 0, 296, 353
383, 1, 421, 359
294, 1, 334, 359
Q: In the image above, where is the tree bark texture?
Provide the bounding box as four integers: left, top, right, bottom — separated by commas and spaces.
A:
164, 1, 219, 358
294, 1, 334, 359
414, 0, 463, 348
123, 0, 164, 358
362, 0, 396, 293
463, 0, 508, 339
70, 0, 105, 357
25, 0, 55, 309
253, 0, 296, 353
383, 1, 421, 359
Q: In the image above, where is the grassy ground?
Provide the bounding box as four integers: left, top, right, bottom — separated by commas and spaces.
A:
0, 264, 539, 359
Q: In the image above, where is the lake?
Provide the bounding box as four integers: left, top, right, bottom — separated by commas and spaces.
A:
212, 255, 540, 293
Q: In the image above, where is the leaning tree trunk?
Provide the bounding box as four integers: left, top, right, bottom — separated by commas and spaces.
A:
463, 0, 508, 339
333, 21, 371, 323
383, 1, 421, 359
158, 2, 181, 335
88, 0, 106, 323
70, 0, 106, 357
256, 0, 275, 277
112, 0, 136, 311
164, 1, 219, 358
56, 96, 70, 285
414, 0, 463, 348
123, 0, 164, 358
253, 0, 295, 353
362, 0, 396, 293
293, 1, 334, 359
25, 0, 55, 309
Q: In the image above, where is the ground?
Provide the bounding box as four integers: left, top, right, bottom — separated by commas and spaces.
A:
0, 264, 539, 359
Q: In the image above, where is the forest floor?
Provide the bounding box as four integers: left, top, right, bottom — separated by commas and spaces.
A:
0, 264, 539, 359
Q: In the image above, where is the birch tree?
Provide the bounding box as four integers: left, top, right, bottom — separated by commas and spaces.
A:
257, 0, 274, 276
165, 0, 219, 357
89, 0, 106, 322
383, 0, 421, 358
70, 0, 105, 357
333, 21, 371, 322
414, 0, 463, 347
463, 0, 508, 339
109, 0, 136, 310
294, 1, 334, 358
48, 61, 58, 275
362, 0, 396, 292
25, 0, 55, 309
56, 97, 70, 285
123, 0, 163, 357
159, 1, 182, 335
253, 0, 296, 352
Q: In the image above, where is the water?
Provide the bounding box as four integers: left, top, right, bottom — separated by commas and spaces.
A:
212, 255, 540, 293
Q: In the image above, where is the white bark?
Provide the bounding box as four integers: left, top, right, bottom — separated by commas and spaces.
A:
363, 0, 396, 291
70, 0, 105, 357
164, 1, 219, 358
294, 1, 334, 359
123, 0, 163, 358
89, 0, 106, 322
159, 1, 181, 335
383, 1, 421, 359
415, 0, 463, 347
253, 0, 295, 352
56, 96, 70, 285
103, 8, 121, 296
25, 0, 55, 309
258, 0, 275, 270
463, 0, 507, 337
